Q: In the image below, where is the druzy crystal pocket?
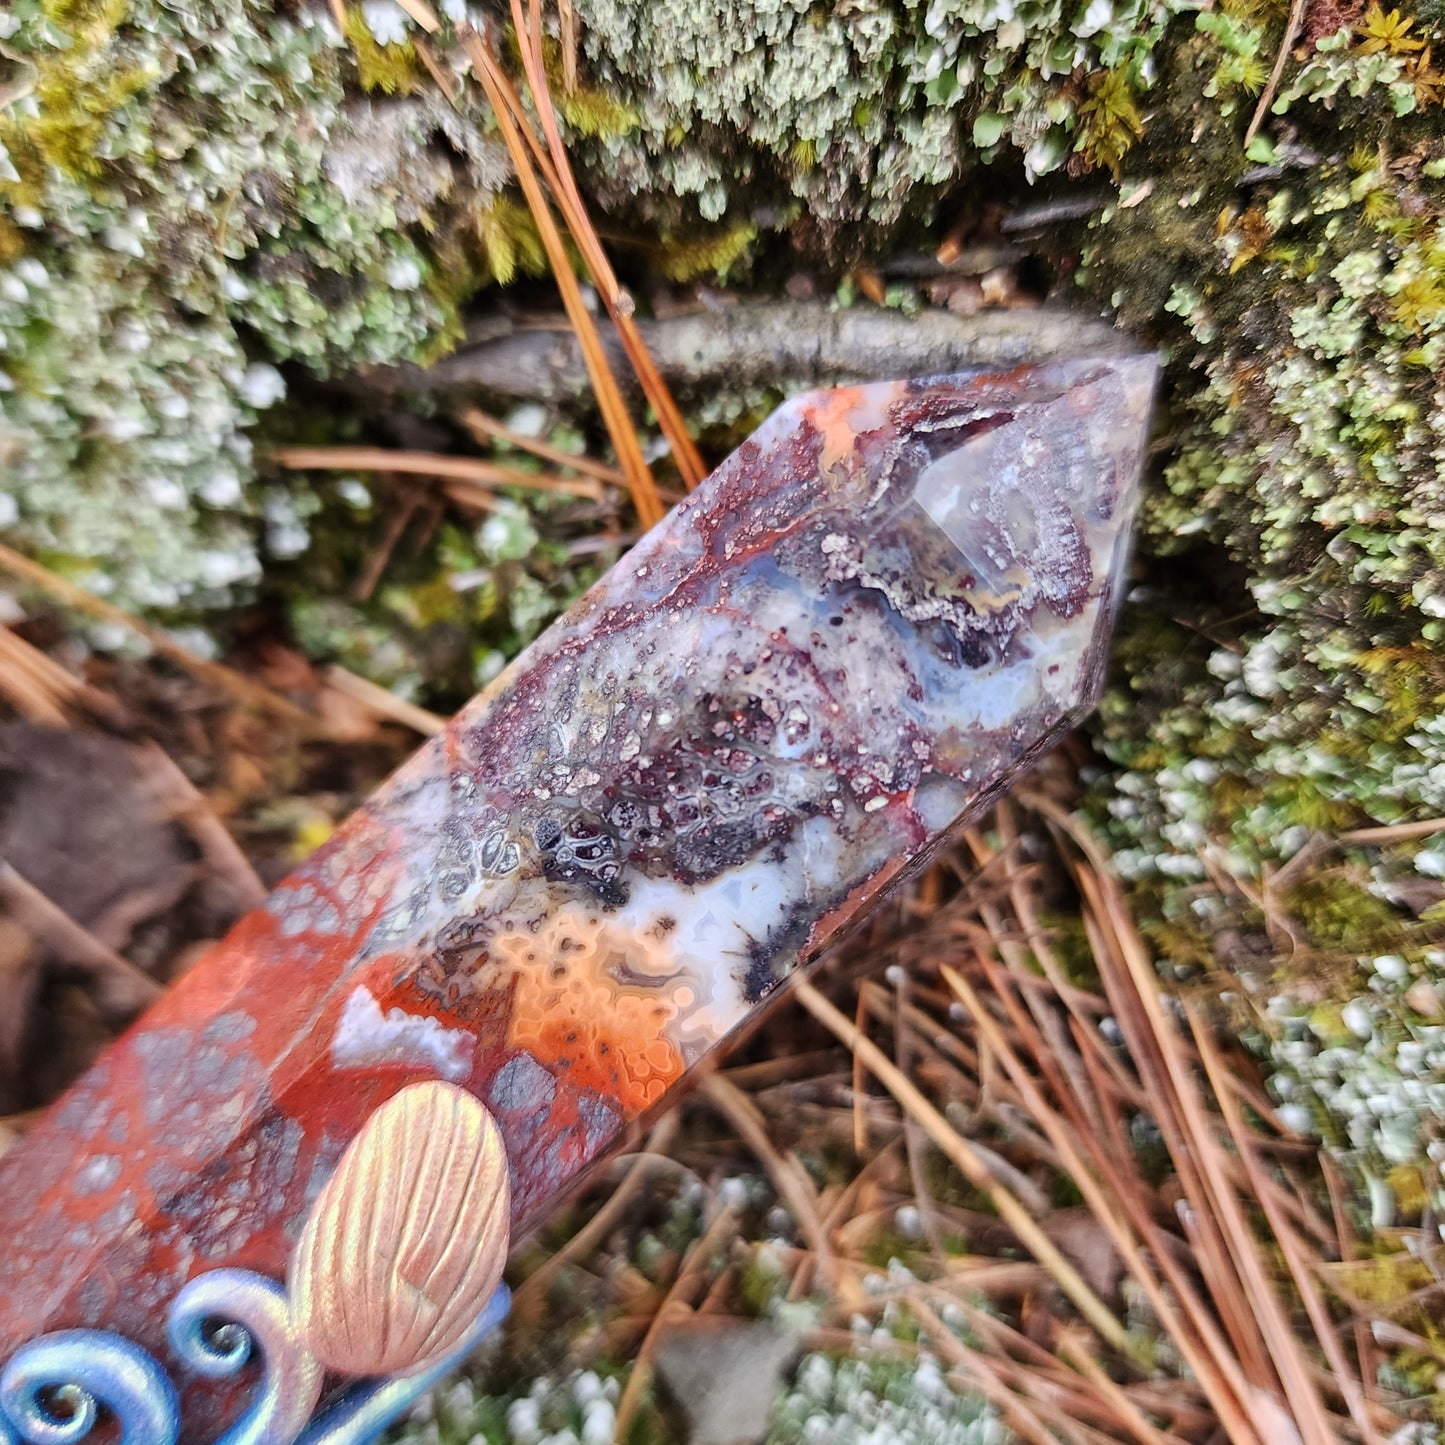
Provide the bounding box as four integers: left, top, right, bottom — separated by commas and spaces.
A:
0, 354, 1157, 1437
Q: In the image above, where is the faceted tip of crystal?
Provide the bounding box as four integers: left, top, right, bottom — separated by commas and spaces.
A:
1054, 347, 1161, 503
1101, 348, 1163, 416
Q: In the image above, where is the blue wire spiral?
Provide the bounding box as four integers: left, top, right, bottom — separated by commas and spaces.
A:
0, 1282, 511, 1445
0, 1330, 179, 1445
167, 1268, 324, 1445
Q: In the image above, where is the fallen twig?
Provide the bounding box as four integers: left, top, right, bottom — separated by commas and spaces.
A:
701, 1072, 839, 1296
369, 302, 1132, 403
1244, 0, 1308, 148
138, 742, 268, 912
460, 407, 627, 487
457, 26, 666, 530
321, 664, 447, 738
515, 1112, 681, 1313
512, 0, 708, 490
611, 1198, 740, 1441
1339, 817, 1445, 845
793, 976, 1136, 1359
0, 860, 162, 1022
0, 625, 90, 725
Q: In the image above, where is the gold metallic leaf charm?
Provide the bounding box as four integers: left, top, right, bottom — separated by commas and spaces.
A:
289, 1081, 511, 1377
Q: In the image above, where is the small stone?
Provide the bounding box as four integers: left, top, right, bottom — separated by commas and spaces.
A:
655, 1318, 806, 1445
1406, 980, 1444, 1018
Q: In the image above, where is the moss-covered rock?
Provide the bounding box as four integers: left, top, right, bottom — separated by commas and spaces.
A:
0, 0, 510, 608
1059, 2, 1445, 1175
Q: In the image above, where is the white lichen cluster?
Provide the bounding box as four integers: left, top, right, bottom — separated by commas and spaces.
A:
768, 1339, 1004, 1445
574, 0, 1188, 228
0, 0, 506, 610
1079, 44, 1445, 1180
395, 1321, 1004, 1445
398, 1367, 622, 1445
1263, 952, 1445, 1191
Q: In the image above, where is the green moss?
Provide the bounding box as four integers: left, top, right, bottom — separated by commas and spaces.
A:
557, 84, 640, 139
340, 7, 424, 94
1035, 912, 1102, 988
0, 0, 149, 207
473, 195, 549, 288
1282, 874, 1405, 952
4, 64, 155, 185
658, 220, 758, 282
1083, 16, 1445, 874
39, 0, 128, 30
740, 1248, 791, 1314
1137, 908, 1220, 975
1076, 68, 1145, 175
1020, 0, 1445, 1185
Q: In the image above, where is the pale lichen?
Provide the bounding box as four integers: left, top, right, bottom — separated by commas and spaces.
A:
0, 0, 507, 609
1068, 5, 1445, 1177
768, 1337, 1003, 1445
573, 0, 1189, 232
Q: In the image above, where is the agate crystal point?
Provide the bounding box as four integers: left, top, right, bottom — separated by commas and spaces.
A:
0, 353, 1157, 1432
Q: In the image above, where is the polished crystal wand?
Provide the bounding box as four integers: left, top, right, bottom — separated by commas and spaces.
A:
0, 355, 1156, 1443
